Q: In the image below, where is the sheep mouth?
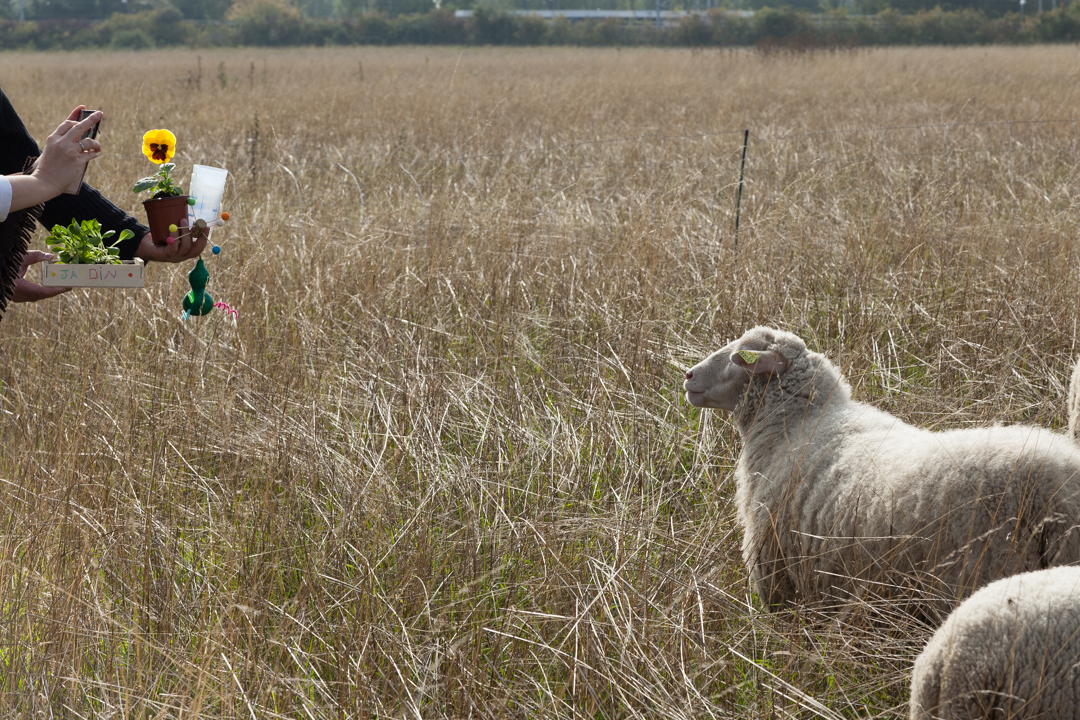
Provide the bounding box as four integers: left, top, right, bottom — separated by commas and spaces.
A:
685, 390, 708, 407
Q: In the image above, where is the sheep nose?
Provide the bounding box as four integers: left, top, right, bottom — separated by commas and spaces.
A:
685, 370, 693, 380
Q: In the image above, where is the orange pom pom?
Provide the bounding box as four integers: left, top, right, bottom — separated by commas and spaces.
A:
220, 212, 230, 221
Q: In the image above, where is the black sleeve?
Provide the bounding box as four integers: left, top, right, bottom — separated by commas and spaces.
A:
0, 85, 148, 261
0, 85, 41, 173
39, 184, 147, 261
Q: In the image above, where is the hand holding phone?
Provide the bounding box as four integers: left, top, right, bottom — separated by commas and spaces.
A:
65, 108, 101, 194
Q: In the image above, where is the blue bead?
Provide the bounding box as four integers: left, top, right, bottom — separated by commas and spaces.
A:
212, 246, 221, 255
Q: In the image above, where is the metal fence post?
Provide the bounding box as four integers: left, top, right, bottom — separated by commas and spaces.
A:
734, 129, 749, 256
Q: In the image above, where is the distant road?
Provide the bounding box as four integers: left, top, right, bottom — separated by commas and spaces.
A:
454, 8, 756, 24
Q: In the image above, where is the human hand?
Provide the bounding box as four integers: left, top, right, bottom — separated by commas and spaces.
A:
32, 106, 102, 196
132, 220, 208, 264
10, 251, 70, 303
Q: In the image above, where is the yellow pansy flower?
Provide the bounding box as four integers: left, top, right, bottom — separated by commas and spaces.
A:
142, 129, 176, 164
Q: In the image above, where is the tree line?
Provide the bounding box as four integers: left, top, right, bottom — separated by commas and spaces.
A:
1, 1, 1078, 49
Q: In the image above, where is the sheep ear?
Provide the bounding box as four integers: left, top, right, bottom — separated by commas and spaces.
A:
732, 349, 785, 376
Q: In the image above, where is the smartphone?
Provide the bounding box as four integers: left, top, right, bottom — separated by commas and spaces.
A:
78, 108, 100, 140
65, 108, 101, 194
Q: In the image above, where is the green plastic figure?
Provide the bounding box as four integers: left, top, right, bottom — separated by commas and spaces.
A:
182, 258, 214, 317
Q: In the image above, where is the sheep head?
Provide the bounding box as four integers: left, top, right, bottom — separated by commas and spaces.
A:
683, 327, 797, 411
684, 327, 851, 423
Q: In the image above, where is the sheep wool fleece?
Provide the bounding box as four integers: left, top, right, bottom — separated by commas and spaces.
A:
683, 327, 1080, 612
910, 566, 1080, 720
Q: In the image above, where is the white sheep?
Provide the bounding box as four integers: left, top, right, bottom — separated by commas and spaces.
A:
683, 326, 1080, 613
909, 566, 1080, 720
1069, 357, 1080, 444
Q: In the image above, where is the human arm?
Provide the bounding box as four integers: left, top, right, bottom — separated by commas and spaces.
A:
1, 87, 200, 262
1, 87, 206, 270
39, 109, 204, 262
39, 179, 147, 261
41, 176, 206, 262
0, 86, 153, 262
2, 108, 102, 215
0, 101, 99, 310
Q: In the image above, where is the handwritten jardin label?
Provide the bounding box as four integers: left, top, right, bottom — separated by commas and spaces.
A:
737, 350, 760, 364
41, 261, 143, 288
52, 267, 123, 281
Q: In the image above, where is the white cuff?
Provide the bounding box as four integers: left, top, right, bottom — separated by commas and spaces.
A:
0, 176, 11, 223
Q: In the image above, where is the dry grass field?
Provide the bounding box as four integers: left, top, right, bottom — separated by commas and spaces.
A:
1, 45, 1080, 717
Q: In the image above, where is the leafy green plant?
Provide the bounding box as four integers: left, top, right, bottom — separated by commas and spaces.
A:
45, 219, 134, 265
132, 161, 184, 198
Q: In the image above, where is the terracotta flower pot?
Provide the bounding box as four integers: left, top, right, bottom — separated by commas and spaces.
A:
142, 195, 189, 245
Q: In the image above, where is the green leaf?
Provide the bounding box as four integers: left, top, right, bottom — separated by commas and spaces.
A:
119, 229, 135, 242
133, 177, 160, 193
43, 216, 121, 263
161, 163, 176, 174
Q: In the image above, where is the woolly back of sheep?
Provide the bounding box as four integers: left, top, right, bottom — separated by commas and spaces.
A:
910, 567, 1080, 720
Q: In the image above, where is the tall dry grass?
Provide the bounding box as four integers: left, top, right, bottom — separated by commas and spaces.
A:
0, 45, 1079, 717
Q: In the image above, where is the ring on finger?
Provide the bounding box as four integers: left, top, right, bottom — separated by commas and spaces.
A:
77, 140, 86, 151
